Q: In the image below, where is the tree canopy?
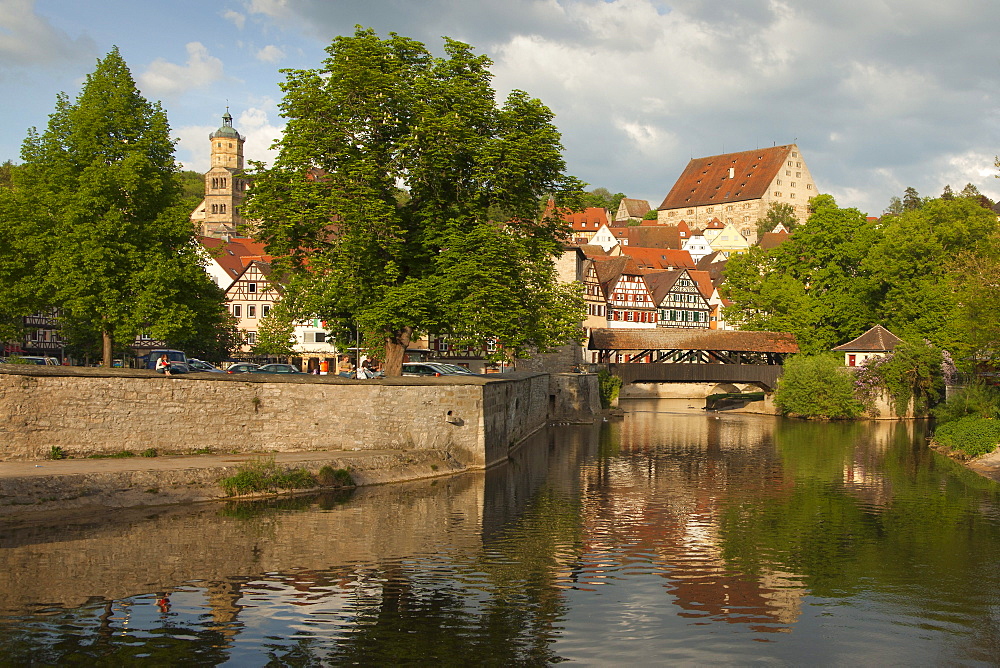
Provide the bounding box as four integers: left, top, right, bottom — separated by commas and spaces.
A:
243, 28, 585, 374
723, 192, 1000, 365
0, 47, 231, 364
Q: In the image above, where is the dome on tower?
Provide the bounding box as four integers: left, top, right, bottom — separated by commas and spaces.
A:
209, 109, 243, 141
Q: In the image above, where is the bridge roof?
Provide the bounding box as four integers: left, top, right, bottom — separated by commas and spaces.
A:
588, 328, 799, 354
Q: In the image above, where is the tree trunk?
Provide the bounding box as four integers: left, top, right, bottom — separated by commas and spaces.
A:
383, 326, 412, 377
102, 330, 113, 368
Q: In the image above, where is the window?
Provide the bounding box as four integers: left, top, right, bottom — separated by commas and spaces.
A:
807, 184, 813, 190
314, 331, 326, 343
247, 283, 257, 294
787, 161, 792, 167
791, 182, 796, 188
626, 311, 633, 321
232, 304, 241, 317
706, 207, 713, 213
786, 170, 791, 176
796, 172, 801, 178
220, 204, 226, 214
790, 193, 796, 198
792, 151, 798, 157
246, 331, 256, 344
211, 177, 218, 189
211, 204, 218, 214
776, 179, 782, 186
796, 162, 801, 167
248, 305, 256, 318
687, 209, 693, 215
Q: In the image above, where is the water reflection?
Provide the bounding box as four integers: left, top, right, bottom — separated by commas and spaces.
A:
2, 400, 1000, 664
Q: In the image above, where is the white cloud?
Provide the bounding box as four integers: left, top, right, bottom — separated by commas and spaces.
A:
223, 9, 246, 30
0, 0, 95, 73
139, 42, 225, 98
256, 45, 286, 63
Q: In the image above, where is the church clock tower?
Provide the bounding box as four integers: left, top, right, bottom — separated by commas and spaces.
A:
194, 109, 248, 237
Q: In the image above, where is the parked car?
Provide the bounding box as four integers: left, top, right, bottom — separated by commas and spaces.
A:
143, 349, 190, 374
6, 355, 60, 366
255, 363, 303, 374
433, 363, 479, 375
225, 362, 261, 374
187, 358, 224, 373
402, 362, 475, 377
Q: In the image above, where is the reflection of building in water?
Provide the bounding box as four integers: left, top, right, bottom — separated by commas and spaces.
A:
574, 410, 806, 628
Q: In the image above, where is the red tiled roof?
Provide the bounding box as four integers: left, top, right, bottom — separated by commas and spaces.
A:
621, 246, 695, 271
626, 226, 681, 249
759, 230, 789, 250
588, 328, 799, 353
643, 270, 683, 305
831, 325, 903, 352
688, 269, 715, 299
200, 237, 273, 281
658, 144, 795, 210
544, 201, 608, 232
620, 198, 651, 218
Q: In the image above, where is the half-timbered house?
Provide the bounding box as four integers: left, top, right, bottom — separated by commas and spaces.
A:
645, 269, 711, 329
226, 260, 279, 351
595, 257, 657, 329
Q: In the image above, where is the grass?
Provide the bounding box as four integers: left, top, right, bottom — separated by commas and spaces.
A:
219, 456, 321, 497
87, 450, 136, 459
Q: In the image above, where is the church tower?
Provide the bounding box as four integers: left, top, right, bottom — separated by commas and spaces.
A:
193, 109, 248, 238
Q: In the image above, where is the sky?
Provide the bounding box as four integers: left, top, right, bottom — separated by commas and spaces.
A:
2, 0, 1000, 216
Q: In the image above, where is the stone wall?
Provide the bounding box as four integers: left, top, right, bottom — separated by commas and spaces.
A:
0, 366, 599, 466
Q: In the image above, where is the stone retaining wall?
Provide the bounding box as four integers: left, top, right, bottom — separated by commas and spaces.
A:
0, 366, 600, 466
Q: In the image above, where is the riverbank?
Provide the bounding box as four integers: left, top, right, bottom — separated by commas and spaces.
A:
0, 448, 472, 524
930, 441, 1000, 484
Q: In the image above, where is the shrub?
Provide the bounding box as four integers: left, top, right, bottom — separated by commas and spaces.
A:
932, 382, 1000, 424
775, 353, 864, 419
141, 448, 158, 458
597, 369, 622, 409
317, 465, 355, 488
854, 340, 945, 417
219, 457, 318, 497
48, 446, 67, 460
933, 415, 1000, 458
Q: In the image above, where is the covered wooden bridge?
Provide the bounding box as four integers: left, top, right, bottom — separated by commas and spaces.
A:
588, 328, 799, 391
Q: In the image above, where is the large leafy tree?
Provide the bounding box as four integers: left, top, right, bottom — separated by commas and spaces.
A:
244, 28, 585, 375
1, 47, 230, 365
724, 195, 877, 353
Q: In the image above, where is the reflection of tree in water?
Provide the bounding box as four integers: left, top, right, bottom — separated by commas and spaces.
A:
318, 485, 580, 665
1, 596, 233, 665
718, 418, 1000, 658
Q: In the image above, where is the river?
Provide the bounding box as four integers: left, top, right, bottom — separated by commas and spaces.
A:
2, 398, 999, 665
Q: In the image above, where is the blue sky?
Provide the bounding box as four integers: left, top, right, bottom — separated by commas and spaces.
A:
3, 0, 1000, 216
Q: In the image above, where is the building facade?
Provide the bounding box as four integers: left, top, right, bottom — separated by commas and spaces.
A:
191, 110, 249, 238
656, 144, 817, 243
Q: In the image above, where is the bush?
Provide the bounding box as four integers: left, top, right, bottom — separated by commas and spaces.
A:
317, 465, 355, 488
774, 353, 864, 419
933, 382, 1000, 423
219, 457, 318, 496
597, 369, 622, 409
48, 446, 67, 460
933, 415, 1000, 459
855, 340, 945, 417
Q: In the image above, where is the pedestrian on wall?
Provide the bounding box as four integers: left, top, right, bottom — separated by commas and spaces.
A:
357, 359, 375, 379
338, 355, 354, 378
155, 354, 172, 377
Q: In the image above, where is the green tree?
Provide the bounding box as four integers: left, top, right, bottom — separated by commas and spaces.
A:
723, 195, 877, 352
774, 352, 864, 418
754, 201, 797, 241
642, 209, 658, 220
864, 197, 998, 348
902, 186, 922, 211
3, 47, 231, 366
252, 309, 296, 358
243, 28, 585, 375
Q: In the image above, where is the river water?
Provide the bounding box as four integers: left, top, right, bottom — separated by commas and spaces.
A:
2, 398, 1000, 665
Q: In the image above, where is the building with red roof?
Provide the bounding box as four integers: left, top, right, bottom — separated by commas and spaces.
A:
656, 144, 817, 244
